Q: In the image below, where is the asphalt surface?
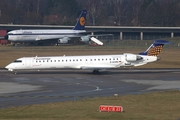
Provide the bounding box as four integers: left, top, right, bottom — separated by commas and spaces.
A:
0, 68, 180, 107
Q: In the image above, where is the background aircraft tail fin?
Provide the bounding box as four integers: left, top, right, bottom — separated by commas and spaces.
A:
139, 40, 172, 56
73, 10, 87, 30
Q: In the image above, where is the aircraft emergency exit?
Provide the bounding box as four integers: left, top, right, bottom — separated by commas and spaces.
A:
5, 40, 171, 74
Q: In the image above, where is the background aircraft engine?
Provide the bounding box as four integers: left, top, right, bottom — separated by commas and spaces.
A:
124, 53, 143, 62
58, 37, 70, 44
80, 36, 90, 42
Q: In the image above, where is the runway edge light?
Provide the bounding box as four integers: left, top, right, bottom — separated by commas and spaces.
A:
99, 105, 123, 112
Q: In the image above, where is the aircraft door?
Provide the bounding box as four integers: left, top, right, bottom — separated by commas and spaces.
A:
113, 57, 122, 67
25, 58, 31, 68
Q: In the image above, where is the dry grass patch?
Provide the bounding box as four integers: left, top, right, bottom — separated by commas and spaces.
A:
0, 44, 180, 68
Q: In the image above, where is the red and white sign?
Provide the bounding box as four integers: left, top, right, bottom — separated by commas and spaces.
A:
99, 105, 123, 112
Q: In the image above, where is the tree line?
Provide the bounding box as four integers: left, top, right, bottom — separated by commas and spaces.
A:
0, 0, 180, 27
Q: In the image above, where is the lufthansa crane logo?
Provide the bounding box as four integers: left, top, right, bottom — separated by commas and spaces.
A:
80, 17, 85, 26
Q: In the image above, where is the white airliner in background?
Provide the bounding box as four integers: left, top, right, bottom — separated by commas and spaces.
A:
4, 10, 104, 46
5, 40, 171, 74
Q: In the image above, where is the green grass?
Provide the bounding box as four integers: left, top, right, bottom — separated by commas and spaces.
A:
0, 90, 180, 120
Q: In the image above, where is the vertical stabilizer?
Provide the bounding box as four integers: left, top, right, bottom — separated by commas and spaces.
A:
139, 40, 171, 56
73, 10, 87, 30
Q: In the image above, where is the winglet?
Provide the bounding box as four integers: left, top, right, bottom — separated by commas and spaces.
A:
73, 10, 87, 30
139, 40, 172, 56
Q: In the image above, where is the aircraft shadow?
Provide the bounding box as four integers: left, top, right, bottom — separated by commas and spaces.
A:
10, 69, 179, 75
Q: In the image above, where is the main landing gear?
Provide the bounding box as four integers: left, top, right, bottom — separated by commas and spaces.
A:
92, 70, 100, 74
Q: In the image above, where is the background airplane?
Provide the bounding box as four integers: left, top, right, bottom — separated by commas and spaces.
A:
4, 10, 104, 46
5, 40, 171, 74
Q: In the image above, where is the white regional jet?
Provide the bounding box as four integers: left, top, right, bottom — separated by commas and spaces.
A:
4, 10, 103, 45
5, 40, 171, 74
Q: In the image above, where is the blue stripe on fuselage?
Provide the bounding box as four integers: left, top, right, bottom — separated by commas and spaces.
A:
8, 33, 80, 36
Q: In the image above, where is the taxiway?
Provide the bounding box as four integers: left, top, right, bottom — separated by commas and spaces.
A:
0, 69, 180, 107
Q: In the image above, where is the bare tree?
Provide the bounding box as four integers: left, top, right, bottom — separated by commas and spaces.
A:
1, 0, 180, 26
158, 0, 180, 26
131, 0, 143, 26
85, 0, 104, 25
108, 0, 130, 26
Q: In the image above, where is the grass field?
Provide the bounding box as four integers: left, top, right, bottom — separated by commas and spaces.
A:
0, 90, 180, 120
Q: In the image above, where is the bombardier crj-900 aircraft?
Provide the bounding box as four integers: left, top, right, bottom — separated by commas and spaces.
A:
5, 40, 171, 74
4, 10, 103, 45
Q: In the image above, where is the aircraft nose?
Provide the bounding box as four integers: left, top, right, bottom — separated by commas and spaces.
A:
5, 64, 10, 69
5, 64, 13, 71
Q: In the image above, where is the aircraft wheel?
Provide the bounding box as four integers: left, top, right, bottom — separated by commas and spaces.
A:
92, 70, 100, 74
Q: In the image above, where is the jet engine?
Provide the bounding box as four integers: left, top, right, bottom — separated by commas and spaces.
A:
80, 36, 90, 42
58, 37, 70, 44
124, 53, 143, 62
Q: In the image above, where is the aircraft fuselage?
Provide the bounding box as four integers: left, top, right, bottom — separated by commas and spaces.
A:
5, 54, 158, 71
5, 30, 86, 42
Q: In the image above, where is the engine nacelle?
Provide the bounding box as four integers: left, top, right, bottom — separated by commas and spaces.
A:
58, 37, 70, 44
124, 53, 142, 62
80, 36, 89, 42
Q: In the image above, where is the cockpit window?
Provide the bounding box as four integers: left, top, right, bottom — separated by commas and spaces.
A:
13, 60, 22, 63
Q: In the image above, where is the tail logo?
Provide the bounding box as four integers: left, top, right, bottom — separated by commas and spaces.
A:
80, 17, 85, 26
147, 45, 163, 56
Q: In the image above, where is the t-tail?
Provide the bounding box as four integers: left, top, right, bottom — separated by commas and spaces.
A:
73, 10, 87, 30
139, 40, 172, 56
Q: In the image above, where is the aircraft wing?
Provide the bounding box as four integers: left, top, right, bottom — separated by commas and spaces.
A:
34, 34, 113, 41
80, 65, 115, 70
35, 37, 60, 41
78, 32, 113, 37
